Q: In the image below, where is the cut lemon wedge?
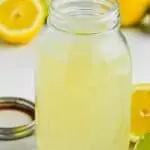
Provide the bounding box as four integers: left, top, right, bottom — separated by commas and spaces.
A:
130, 84, 150, 143
0, 0, 45, 44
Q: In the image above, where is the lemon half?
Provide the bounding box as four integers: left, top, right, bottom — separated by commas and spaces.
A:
130, 84, 150, 143
0, 0, 45, 44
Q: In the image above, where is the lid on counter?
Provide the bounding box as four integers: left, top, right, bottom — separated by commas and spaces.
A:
0, 97, 35, 140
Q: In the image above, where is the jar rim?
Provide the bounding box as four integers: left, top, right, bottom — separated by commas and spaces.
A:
48, 0, 119, 34
50, 0, 118, 20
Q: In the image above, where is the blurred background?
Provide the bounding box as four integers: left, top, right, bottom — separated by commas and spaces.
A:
0, 0, 150, 150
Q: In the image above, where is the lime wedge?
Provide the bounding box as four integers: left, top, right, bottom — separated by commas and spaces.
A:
134, 133, 150, 150
130, 134, 140, 143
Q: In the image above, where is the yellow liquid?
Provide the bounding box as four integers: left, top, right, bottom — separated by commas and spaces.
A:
36, 33, 131, 150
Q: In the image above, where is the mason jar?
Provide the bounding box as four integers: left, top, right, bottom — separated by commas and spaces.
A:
36, 0, 132, 150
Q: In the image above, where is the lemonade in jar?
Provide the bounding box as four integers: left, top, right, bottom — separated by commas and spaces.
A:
36, 0, 132, 150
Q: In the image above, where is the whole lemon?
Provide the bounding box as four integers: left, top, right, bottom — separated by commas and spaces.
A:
118, 0, 149, 26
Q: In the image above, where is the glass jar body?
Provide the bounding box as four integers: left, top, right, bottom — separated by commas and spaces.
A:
36, 0, 131, 150
36, 26, 131, 150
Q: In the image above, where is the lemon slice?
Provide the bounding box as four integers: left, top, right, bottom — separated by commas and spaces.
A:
130, 84, 150, 143
0, 0, 45, 44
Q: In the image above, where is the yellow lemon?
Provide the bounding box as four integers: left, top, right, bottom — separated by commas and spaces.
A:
0, 0, 45, 44
118, 0, 149, 26
130, 84, 150, 143
41, 0, 49, 20
45, 0, 51, 6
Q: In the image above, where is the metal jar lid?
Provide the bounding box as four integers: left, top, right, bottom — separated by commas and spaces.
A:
0, 97, 35, 140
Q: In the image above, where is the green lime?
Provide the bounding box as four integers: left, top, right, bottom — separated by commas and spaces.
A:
41, 0, 49, 15
45, 0, 51, 6
40, 0, 50, 23
134, 133, 150, 150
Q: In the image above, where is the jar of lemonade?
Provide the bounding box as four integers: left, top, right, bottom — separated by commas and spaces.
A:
36, 0, 132, 150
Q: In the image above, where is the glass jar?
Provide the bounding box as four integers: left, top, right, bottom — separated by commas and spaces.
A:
36, 0, 132, 150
